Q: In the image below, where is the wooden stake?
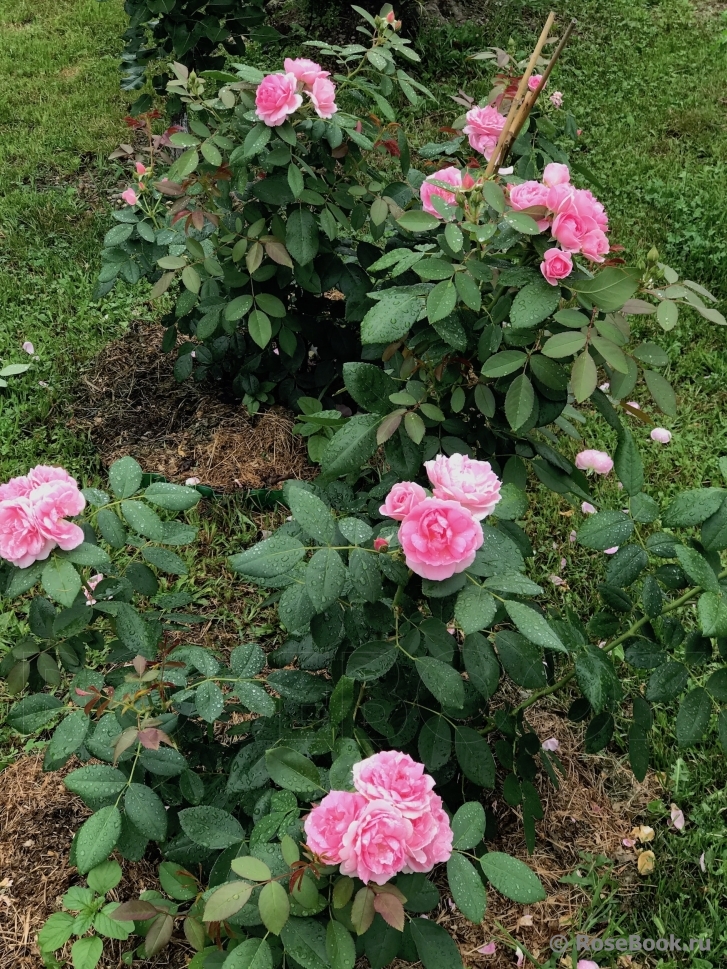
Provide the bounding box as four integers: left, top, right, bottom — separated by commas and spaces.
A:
500, 18, 577, 166
483, 10, 556, 178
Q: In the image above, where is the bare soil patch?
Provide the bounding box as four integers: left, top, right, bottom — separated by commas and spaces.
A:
70, 321, 312, 492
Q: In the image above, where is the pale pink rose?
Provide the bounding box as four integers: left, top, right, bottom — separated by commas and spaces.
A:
404, 793, 453, 872
339, 799, 413, 885
83, 573, 104, 606
581, 502, 597, 514
575, 189, 608, 229
22, 341, 35, 355
549, 91, 563, 108
27, 465, 77, 489
478, 943, 497, 956
399, 498, 483, 580
462, 105, 506, 159
308, 76, 338, 119
379, 481, 427, 521
255, 72, 303, 126
31, 480, 86, 551
577, 962, 600, 969
304, 790, 367, 864
542, 737, 560, 751
508, 180, 549, 211
373, 537, 389, 551
604, 546, 619, 555
540, 247, 573, 285
0, 474, 33, 501
670, 803, 685, 830
420, 166, 463, 219
651, 427, 672, 444
121, 188, 138, 206
353, 750, 435, 817
543, 163, 571, 188
0, 498, 54, 567
545, 182, 576, 213
527, 74, 543, 92
283, 57, 328, 86
575, 450, 613, 475
135, 161, 147, 175
580, 227, 610, 262
424, 453, 502, 520
551, 210, 596, 253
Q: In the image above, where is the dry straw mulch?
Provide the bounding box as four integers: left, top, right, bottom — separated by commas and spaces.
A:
0, 707, 662, 969
70, 321, 312, 492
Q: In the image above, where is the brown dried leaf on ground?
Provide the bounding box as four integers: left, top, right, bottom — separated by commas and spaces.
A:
70, 321, 312, 491
0, 754, 190, 968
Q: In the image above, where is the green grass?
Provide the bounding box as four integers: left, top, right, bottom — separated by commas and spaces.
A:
0, 0, 149, 481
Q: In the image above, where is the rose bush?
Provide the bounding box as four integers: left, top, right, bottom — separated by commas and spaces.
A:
1, 443, 726, 967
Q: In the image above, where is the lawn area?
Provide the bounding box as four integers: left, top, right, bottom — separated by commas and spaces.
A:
1, 0, 727, 966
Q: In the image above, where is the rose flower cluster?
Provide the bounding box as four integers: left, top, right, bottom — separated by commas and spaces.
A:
304, 751, 453, 886
508, 162, 610, 282
255, 58, 337, 127
379, 453, 502, 581
0, 466, 85, 568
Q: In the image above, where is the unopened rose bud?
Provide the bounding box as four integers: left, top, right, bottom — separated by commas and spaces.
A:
646, 246, 659, 264
373, 537, 389, 551
385, 10, 396, 23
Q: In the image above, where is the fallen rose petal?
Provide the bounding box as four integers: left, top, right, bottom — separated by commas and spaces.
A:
577, 961, 600, 969
22, 341, 35, 355
185, 476, 201, 486
650, 427, 672, 444
604, 546, 619, 554
699, 852, 706, 872
637, 850, 655, 875
670, 804, 685, 830
478, 942, 497, 955
549, 574, 565, 586
542, 737, 559, 751
581, 501, 597, 514
515, 946, 525, 968
622, 837, 636, 848
569, 529, 577, 543
518, 914, 533, 928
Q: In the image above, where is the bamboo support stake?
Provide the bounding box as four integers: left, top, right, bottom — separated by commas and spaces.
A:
500, 18, 577, 166
483, 10, 556, 178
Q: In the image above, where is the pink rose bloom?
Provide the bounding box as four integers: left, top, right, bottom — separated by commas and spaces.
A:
420, 166, 463, 219
304, 790, 367, 864
424, 453, 502, 520
27, 465, 77, 489
543, 163, 570, 188
379, 481, 427, 521
255, 72, 302, 126
651, 427, 672, 444
353, 751, 435, 817
32, 480, 86, 551
0, 498, 54, 567
545, 182, 576, 215
575, 450, 613, 475
121, 188, 138, 206
308, 75, 338, 119
404, 793, 453, 872
135, 161, 147, 175
0, 474, 33, 500
549, 91, 563, 108
462, 105, 506, 159
540, 247, 573, 285
574, 189, 608, 229
527, 74, 543, 92
508, 180, 549, 211
399, 497, 483, 580
581, 501, 597, 514
283, 57, 328, 86
339, 799, 413, 885
580, 227, 610, 262
551, 209, 594, 253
